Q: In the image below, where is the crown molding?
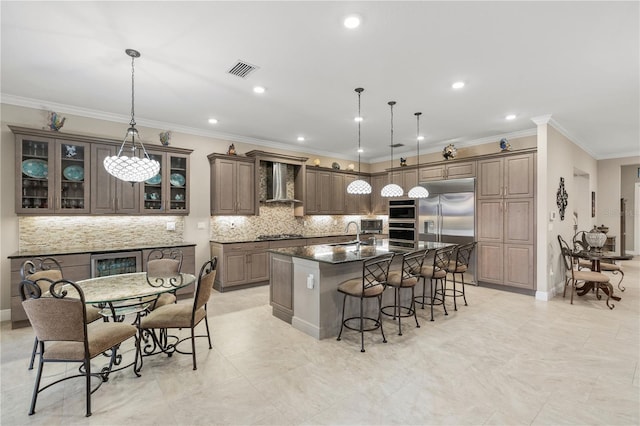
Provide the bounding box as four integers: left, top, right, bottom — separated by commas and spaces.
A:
0, 93, 358, 162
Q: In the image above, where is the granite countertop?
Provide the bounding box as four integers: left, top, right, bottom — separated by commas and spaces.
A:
210, 233, 361, 244
8, 242, 197, 259
269, 240, 452, 264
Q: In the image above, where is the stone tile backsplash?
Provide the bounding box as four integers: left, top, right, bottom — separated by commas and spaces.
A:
210, 204, 387, 240
19, 216, 185, 251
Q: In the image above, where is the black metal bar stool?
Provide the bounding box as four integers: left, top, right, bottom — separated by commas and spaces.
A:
442, 242, 476, 310
337, 253, 395, 352
381, 248, 427, 336
415, 246, 455, 321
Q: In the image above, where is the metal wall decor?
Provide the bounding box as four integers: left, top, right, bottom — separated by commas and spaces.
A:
556, 177, 568, 220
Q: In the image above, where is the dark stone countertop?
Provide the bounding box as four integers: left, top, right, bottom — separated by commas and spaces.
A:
269, 240, 452, 264
8, 242, 197, 259
210, 233, 361, 244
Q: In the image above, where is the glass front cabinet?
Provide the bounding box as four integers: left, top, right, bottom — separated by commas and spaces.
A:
16, 134, 91, 214
142, 151, 190, 213
12, 126, 192, 216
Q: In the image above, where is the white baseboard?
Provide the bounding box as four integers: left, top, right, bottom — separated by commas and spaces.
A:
0, 308, 11, 322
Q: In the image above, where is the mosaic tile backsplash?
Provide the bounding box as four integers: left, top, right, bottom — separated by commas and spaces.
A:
19, 216, 185, 251
210, 204, 387, 241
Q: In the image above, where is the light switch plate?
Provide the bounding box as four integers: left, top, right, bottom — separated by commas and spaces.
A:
166, 221, 176, 231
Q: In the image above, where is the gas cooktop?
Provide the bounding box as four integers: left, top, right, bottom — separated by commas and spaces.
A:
256, 233, 304, 241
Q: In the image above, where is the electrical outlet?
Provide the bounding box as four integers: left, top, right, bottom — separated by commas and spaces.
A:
197, 222, 207, 230
166, 221, 176, 231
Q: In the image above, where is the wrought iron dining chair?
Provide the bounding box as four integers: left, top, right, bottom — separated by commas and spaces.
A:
415, 246, 455, 321
557, 235, 613, 308
443, 242, 477, 310
139, 257, 217, 370
21, 257, 103, 370
146, 248, 184, 309
381, 249, 427, 336
337, 253, 395, 352
20, 278, 140, 417
572, 231, 625, 291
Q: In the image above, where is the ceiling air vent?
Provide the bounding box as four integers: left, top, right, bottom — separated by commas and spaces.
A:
227, 60, 259, 78
390, 143, 404, 148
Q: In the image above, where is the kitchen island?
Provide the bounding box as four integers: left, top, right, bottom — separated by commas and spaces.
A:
269, 240, 450, 340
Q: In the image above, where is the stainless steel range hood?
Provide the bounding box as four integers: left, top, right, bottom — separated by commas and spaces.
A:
265, 162, 301, 203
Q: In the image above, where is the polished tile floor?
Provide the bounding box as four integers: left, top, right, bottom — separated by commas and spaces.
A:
2, 258, 638, 425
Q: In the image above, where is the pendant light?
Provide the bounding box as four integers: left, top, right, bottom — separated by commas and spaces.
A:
381, 101, 404, 197
346, 87, 372, 195
408, 112, 429, 198
103, 49, 160, 184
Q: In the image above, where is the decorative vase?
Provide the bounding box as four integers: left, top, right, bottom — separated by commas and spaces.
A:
442, 144, 457, 160
584, 226, 607, 251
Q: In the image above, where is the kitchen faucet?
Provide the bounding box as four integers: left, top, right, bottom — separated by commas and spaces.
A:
345, 221, 361, 252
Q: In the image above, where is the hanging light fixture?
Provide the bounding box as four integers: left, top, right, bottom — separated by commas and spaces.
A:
381, 101, 404, 197
346, 88, 372, 195
103, 49, 160, 184
408, 112, 429, 199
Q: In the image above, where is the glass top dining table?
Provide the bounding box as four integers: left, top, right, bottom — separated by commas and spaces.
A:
75, 272, 196, 305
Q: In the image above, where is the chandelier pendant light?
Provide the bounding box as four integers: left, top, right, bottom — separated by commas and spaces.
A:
408, 112, 429, 198
346, 87, 372, 195
103, 49, 160, 184
381, 101, 404, 197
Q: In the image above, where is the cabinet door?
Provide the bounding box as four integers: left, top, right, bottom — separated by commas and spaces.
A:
445, 161, 476, 179
331, 173, 345, 214
224, 252, 247, 286
317, 171, 332, 213
213, 159, 237, 215
477, 242, 504, 284
91, 144, 118, 214
271, 254, 294, 315
305, 170, 318, 214
141, 151, 164, 213
504, 244, 534, 289
371, 174, 388, 214
236, 161, 255, 214
16, 135, 55, 213
419, 165, 445, 182
504, 198, 534, 245
403, 169, 418, 190
247, 251, 269, 283
476, 199, 503, 242
505, 154, 534, 198
477, 158, 504, 199
391, 171, 403, 186
168, 153, 189, 213
344, 175, 371, 214
56, 141, 91, 213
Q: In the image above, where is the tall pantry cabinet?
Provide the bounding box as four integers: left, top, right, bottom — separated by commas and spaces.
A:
476, 152, 536, 290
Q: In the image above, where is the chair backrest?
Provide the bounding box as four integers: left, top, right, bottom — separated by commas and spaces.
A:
453, 242, 476, 268
572, 231, 589, 252
21, 278, 88, 344
433, 246, 455, 271
557, 235, 574, 273
194, 257, 218, 313
147, 248, 183, 276
362, 253, 395, 289
20, 257, 63, 293
402, 248, 428, 279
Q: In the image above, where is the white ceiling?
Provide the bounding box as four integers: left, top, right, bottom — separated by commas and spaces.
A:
2, 1, 638, 162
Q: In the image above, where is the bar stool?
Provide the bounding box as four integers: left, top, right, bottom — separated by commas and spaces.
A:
442, 242, 476, 310
381, 248, 427, 335
415, 246, 455, 321
337, 253, 395, 352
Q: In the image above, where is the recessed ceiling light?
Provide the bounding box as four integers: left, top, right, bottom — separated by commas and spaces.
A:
354, 116, 363, 122
297, 136, 305, 142
344, 15, 361, 29
505, 114, 517, 120
253, 86, 265, 94
208, 118, 218, 124
452, 81, 465, 89
357, 148, 364, 153
417, 136, 425, 141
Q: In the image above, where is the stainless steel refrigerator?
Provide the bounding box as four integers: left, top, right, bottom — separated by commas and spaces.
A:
418, 177, 476, 282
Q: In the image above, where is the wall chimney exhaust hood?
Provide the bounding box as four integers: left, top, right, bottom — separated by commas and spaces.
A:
265, 162, 301, 203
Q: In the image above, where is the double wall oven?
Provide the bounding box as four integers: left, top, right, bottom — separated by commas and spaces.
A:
388, 199, 418, 249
